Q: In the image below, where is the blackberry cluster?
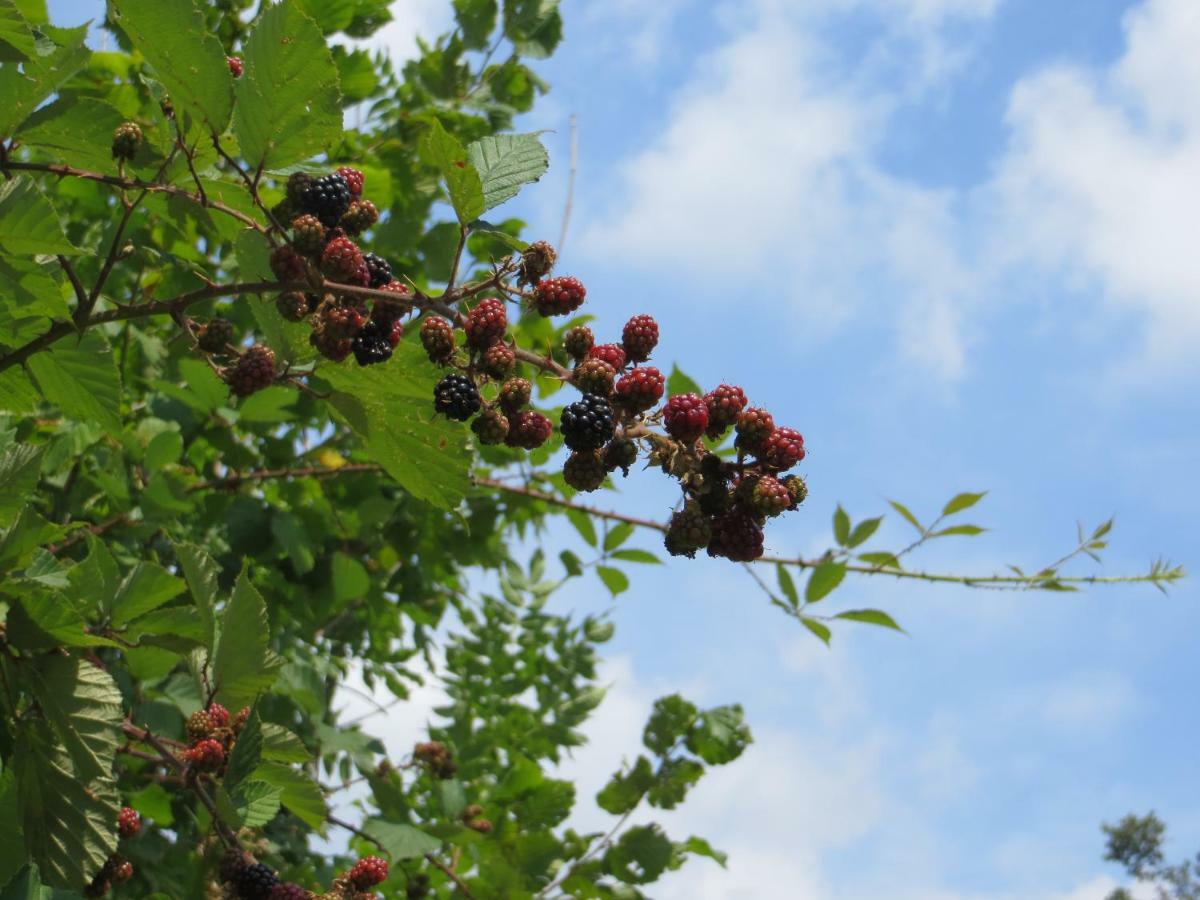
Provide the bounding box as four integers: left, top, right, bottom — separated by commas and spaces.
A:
225, 345, 276, 397
298, 172, 352, 226
348, 856, 390, 889
235, 862, 281, 899
352, 317, 403, 366
434, 374, 482, 421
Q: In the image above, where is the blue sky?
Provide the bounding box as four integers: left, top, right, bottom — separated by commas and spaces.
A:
49, 0, 1200, 896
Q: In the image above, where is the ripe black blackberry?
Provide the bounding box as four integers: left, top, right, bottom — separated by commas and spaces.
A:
363, 253, 393, 288
111, 122, 142, 160
433, 374, 481, 421
197, 317, 234, 354
564, 450, 607, 492
352, 318, 402, 366
560, 393, 615, 452
275, 291, 311, 322
299, 172, 352, 226
471, 408, 509, 445
235, 862, 281, 899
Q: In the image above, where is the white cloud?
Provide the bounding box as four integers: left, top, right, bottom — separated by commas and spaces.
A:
349, 0, 452, 61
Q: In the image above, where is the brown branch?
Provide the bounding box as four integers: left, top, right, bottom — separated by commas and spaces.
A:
0, 160, 263, 231
46, 514, 131, 554
56, 255, 87, 309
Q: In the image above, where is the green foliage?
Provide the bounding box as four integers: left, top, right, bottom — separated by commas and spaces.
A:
1101, 812, 1199, 900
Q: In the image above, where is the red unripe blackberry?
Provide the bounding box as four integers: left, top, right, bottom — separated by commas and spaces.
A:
614, 366, 664, 414
336, 166, 365, 197
781, 474, 808, 509
504, 410, 552, 449
206, 703, 230, 728
290, 214, 325, 255
707, 510, 765, 562
348, 856, 390, 889
270, 244, 308, 283
534, 275, 586, 316
498, 377, 532, 413
235, 862, 281, 899
227, 56, 243, 78
187, 738, 225, 771
663, 394, 709, 443
465, 297, 507, 350
268, 883, 309, 900
734, 407, 775, 453
664, 502, 712, 558
111, 122, 142, 161
704, 384, 747, 438
434, 374, 481, 421
321, 236, 365, 283
117, 807, 140, 839
481, 342, 516, 379
518, 240, 557, 285
748, 475, 791, 518
420, 316, 456, 364
227, 345, 276, 397
286, 172, 313, 207
560, 393, 616, 451
760, 426, 805, 470
563, 325, 594, 361
374, 280, 412, 324
572, 357, 616, 396
602, 437, 638, 475
299, 172, 352, 226
275, 291, 311, 322
352, 318, 402, 366
564, 450, 607, 492
363, 253, 393, 289
197, 317, 235, 354
113, 860, 133, 883
471, 408, 509, 445
340, 198, 379, 235
588, 343, 626, 371
467, 817, 494, 834
621, 314, 659, 362
310, 301, 365, 363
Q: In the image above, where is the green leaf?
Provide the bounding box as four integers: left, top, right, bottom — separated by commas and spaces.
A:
942, 491, 986, 516
643, 695, 698, 755
0, 442, 42, 521
260, 723, 309, 764
604, 522, 634, 552
832, 505, 851, 545
0, 22, 88, 138
805, 561, 846, 603
666, 364, 702, 397
174, 541, 219, 650
212, 571, 282, 709
685, 704, 751, 765
680, 835, 727, 868
565, 508, 596, 547
846, 516, 882, 548
16, 97, 128, 172
126, 782, 174, 828
466, 132, 549, 212
110, 562, 185, 626
419, 119, 484, 225
595, 565, 629, 597
361, 820, 441, 860
776, 564, 799, 606
454, 0, 498, 48
0, 0, 37, 60
0, 865, 41, 900
609, 548, 661, 565
596, 755, 653, 815
26, 331, 122, 435
800, 616, 832, 645
930, 524, 986, 537
108, 0, 232, 133
234, 2, 341, 169
0, 177, 75, 255
24, 655, 123, 781
604, 823, 673, 885
0, 770, 24, 890
233, 781, 282, 829
834, 609, 905, 632
647, 757, 704, 810
321, 346, 472, 510
331, 551, 369, 603
223, 711, 263, 793
14, 720, 118, 890
251, 762, 326, 831
857, 551, 901, 569
888, 500, 923, 533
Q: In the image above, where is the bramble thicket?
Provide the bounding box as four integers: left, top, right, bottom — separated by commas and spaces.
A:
0, 0, 1183, 897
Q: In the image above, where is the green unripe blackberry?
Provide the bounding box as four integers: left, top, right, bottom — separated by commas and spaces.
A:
111, 122, 143, 161
197, 317, 234, 354
481, 342, 516, 379
290, 214, 325, 256
781, 474, 808, 509
572, 357, 616, 396
664, 502, 712, 558
471, 408, 509, 445
602, 437, 638, 476
498, 377, 532, 413
563, 325, 594, 361
340, 198, 379, 235
563, 450, 607, 492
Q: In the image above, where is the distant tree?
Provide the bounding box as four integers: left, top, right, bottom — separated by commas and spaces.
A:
1103, 812, 1200, 900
